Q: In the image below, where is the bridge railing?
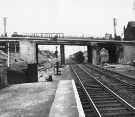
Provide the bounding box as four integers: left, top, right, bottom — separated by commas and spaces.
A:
11, 33, 64, 39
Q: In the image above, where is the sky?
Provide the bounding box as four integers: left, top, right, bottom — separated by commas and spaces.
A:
0, 0, 134, 37
0, 0, 134, 57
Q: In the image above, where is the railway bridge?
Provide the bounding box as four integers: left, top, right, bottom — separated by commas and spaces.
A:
0, 33, 135, 82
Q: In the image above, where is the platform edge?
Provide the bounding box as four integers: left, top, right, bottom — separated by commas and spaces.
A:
72, 80, 85, 117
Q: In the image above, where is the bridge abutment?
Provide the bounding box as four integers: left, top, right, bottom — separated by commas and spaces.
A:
87, 44, 100, 65
20, 40, 37, 64
92, 46, 100, 65
20, 40, 38, 82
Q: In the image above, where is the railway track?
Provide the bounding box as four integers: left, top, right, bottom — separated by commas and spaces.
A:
71, 64, 135, 117
75, 83, 97, 117
84, 64, 135, 106
85, 64, 135, 86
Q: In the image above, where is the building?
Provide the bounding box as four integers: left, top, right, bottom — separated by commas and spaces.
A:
124, 21, 135, 40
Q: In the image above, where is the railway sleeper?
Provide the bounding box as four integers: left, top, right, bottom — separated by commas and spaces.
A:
89, 92, 110, 96
95, 100, 118, 104
99, 106, 128, 111
88, 95, 113, 98
86, 87, 105, 90
92, 97, 115, 101
96, 103, 122, 107
86, 90, 107, 93
84, 113, 97, 117
101, 109, 134, 117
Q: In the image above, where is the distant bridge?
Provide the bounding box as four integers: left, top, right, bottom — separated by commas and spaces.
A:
0, 37, 135, 45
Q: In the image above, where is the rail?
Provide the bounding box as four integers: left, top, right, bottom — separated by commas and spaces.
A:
71, 65, 102, 117
71, 64, 135, 116
79, 64, 135, 111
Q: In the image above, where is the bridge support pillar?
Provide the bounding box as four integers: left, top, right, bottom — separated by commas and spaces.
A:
20, 40, 38, 82
92, 47, 99, 65
87, 44, 99, 65
87, 45, 92, 63
36, 44, 38, 64
60, 44, 65, 65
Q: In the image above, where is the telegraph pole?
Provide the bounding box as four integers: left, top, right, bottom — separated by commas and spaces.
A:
3, 17, 9, 67
113, 18, 117, 39
3, 17, 7, 37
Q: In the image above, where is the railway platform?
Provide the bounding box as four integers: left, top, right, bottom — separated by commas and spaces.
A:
49, 80, 84, 117
0, 65, 84, 117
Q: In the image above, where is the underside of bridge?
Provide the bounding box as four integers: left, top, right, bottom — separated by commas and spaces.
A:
59, 43, 120, 65
86, 43, 122, 65
20, 40, 120, 68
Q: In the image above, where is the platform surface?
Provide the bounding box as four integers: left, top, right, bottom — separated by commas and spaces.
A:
49, 80, 85, 117
0, 82, 58, 117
